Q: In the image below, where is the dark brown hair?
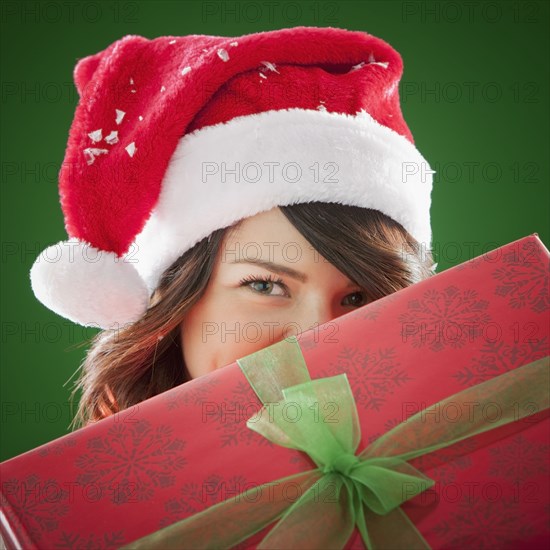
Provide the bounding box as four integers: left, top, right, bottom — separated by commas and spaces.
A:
68, 203, 434, 430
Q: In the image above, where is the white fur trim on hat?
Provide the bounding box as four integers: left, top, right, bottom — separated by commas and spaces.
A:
30, 238, 149, 329
133, 108, 434, 293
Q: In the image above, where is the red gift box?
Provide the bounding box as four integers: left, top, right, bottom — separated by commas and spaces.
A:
1, 233, 549, 549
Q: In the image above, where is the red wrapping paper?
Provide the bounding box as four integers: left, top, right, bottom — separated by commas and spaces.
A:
1, 233, 549, 549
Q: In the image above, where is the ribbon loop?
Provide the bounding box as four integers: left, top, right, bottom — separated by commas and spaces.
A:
324, 453, 361, 476
352, 460, 434, 516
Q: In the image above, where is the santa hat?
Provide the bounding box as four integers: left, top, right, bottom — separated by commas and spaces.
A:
30, 26, 434, 330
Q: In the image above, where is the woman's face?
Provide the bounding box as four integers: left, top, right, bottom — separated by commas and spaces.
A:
179, 207, 368, 378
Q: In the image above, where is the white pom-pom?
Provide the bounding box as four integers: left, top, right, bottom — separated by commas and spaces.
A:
30, 239, 149, 330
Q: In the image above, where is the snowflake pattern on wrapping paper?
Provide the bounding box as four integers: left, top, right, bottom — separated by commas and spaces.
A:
320, 346, 411, 412
488, 433, 549, 483
361, 291, 402, 321
189, 376, 274, 448
74, 419, 186, 504
160, 473, 250, 524
53, 531, 125, 550
210, 395, 274, 448
430, 495, 533, 548
492, 243, 549, 313
34, 433, 80, 457
157, 473, 279, 547
365, 417, 476, 487
0, 474, 70, 542
161, 375, 223, 409
366, 416, 404, 445
452, 257, 484, 272
452, 237, 549, 315
452, 244, 515, 273
453, 337, 548, 386
398, 285, 492, 352
452, 238, 543, 272
227, 377, 261, 402
408, 439, 476, 487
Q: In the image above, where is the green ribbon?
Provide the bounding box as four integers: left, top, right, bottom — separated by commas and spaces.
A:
121, 336, 549, 550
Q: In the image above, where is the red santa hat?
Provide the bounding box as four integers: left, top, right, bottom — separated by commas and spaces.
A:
30, 26, 434, 330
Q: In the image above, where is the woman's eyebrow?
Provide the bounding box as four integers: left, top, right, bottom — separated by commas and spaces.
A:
230, 258, 308, 283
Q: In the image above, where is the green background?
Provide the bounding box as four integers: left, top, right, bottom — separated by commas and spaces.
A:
1, 0, 549, 461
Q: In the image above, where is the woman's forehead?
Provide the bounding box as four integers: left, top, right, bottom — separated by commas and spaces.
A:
222, 208, 307, 255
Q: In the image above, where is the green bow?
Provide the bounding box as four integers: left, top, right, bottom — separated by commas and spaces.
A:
237, 337, 434, 549
122, 337, 549, 549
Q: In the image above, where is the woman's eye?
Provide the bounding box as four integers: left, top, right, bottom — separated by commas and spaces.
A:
244, 278, 288, 297
342, 291, 366, 308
